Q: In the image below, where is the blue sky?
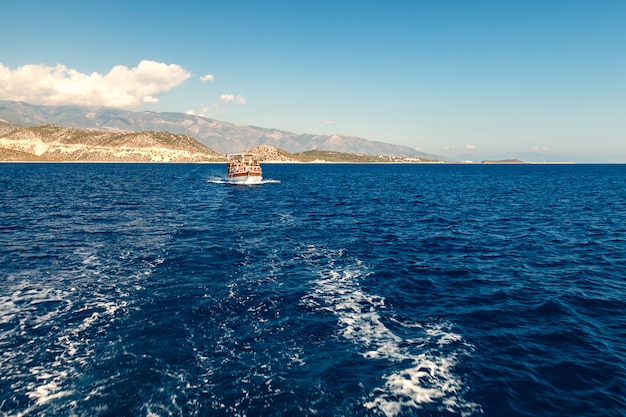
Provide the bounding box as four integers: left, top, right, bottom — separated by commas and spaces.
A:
1, 0, 625, 161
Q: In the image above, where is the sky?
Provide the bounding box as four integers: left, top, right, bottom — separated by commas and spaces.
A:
1, 0, 625, 162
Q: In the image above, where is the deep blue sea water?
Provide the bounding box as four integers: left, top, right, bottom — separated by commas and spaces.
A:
1, 162, 625, 417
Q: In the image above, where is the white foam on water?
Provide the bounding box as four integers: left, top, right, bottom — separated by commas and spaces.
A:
2, 241, 163, 415
208, 177, 281, 185
140, 380, 193, 417
26, 369, 73, 405
301, 247, 482, 416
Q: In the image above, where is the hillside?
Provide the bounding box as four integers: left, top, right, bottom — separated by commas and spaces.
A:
0, 100, 445, 160
0, 121, 450, 163
233, 146, 445, 163
481, 158, 526, 164
246, 144, 298, 162
292, 149, 441, 163
0, 122, 222, 162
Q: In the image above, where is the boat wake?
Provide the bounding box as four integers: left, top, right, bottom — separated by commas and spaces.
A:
0, 223, 168, 416
300, 246, 482, 417
208, 177, 280, 185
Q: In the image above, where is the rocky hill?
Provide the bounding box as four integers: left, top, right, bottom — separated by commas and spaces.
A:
0, 100, 445, 160
0, 121, 222, 162
246, 144, 298, 162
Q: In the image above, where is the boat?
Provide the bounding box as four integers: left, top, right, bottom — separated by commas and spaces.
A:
226, 153, 263, 184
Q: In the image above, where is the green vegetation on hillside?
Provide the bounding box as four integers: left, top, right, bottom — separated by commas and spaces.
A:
293, 150, 440, 163
481, 159, 525, 164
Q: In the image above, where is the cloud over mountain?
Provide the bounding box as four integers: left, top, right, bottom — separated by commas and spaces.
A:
187, 93, 247, 117
0, 60, 191, 108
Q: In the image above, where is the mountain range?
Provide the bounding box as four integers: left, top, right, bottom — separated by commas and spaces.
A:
0, 120, 445, 163
0, 100, 444, 160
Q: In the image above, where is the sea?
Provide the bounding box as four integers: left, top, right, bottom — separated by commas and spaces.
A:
1, 162, 625, 417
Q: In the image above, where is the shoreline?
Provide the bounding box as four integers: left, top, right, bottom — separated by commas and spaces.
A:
0, 160, 591, 165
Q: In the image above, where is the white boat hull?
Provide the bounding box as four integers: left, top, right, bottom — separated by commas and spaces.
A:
225, 173, 263, 184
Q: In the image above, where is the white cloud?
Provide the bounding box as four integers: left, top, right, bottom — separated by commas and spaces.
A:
322, 120, 334, 125
0, 60, 191, 108
186, 93, 246, 117
200, 74, 215, 82
464, 144, 476, 150
219, 94, 246, 105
